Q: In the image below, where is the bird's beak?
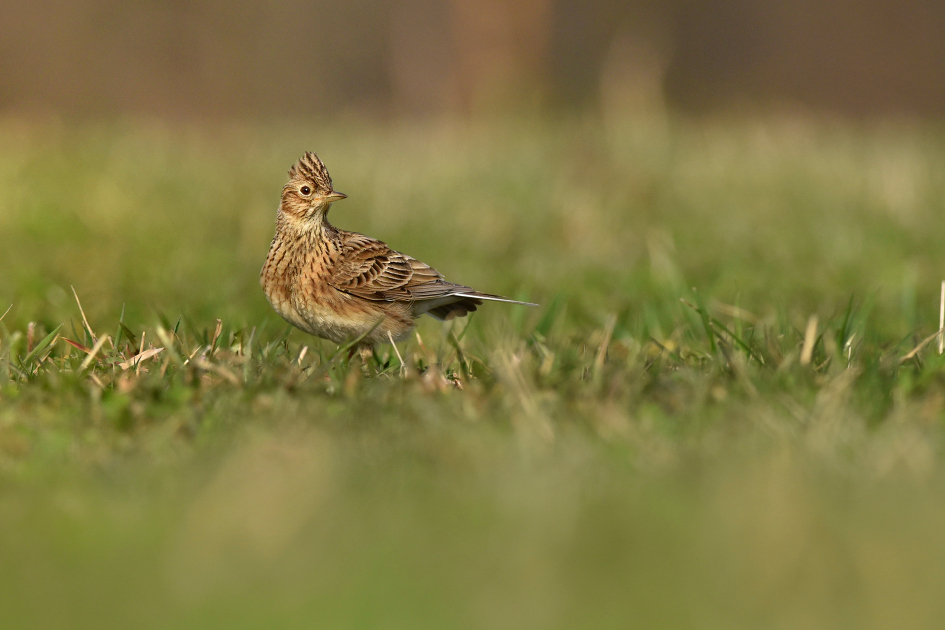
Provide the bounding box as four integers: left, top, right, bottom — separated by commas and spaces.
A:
321, 191, 347, 203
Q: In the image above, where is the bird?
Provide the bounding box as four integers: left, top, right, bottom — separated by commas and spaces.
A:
260, 151, 537, 351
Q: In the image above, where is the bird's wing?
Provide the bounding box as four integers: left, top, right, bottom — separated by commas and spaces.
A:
328, 232, 473, 302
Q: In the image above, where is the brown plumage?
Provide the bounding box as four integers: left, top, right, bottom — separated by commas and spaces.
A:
260, 152, 537, 348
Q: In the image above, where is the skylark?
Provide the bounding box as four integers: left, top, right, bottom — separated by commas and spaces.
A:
260, 152, 536, 349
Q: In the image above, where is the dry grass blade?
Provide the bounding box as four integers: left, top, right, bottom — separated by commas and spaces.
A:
80, 335, 111, 371
0, 304, 11, 324
118, 347, 164, 370
899, 329, 942, 364
593, 314, 616, 377
71, 286, 97, 343
155, 328, 183, 365
387, 331, 406, 376
192, 357, 241, 385
137, 331, 146, 374
938, 280, 945, 354
63, 338, 93, 353
210, 319, 223, 357
414, 331, 434, 367
800, 315, 818, 366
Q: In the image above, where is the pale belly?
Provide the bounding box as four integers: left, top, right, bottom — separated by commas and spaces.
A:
265, 284, 413, 345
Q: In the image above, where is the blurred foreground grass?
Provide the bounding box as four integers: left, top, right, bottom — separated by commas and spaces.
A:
4, 113, 945, 628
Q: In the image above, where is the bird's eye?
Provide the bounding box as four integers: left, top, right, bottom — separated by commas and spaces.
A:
300, 186, 312, 195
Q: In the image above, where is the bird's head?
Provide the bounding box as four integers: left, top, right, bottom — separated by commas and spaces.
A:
279, 151, 346, 220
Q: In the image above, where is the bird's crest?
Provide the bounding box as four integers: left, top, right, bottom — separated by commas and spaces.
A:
288, 151, 333, 191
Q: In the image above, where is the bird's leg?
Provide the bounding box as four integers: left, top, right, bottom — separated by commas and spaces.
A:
346, 343, 375, 365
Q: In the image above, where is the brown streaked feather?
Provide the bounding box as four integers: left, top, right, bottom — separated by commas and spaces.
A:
329, 231, 475, 304
288, 152, 333, 191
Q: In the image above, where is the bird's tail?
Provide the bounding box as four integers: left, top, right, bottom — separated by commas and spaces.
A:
452, 292, 539, 307
427, 297, 482, 321
424, 292, 538, 321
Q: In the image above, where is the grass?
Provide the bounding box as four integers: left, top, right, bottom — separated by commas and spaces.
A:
4, 112, 945, 628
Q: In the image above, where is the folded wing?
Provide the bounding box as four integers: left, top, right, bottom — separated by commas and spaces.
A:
328, 233, 536, 320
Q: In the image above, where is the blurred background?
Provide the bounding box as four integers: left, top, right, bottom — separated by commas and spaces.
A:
2, 0, 945, 120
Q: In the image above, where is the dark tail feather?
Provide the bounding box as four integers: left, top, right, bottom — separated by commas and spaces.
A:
453, 292, 539, 307
427, 297, 483, 321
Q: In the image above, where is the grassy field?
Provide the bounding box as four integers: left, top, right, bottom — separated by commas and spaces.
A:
3, 112, 945, 628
